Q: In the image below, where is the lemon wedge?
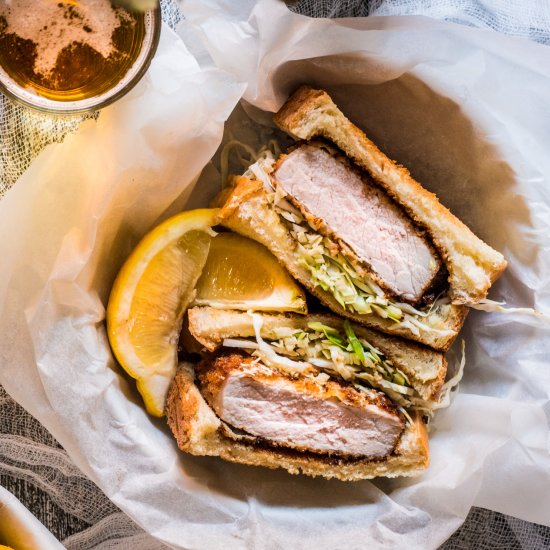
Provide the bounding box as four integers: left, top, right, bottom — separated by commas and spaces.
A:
106, 209, 218, 417
193, 232, 307, 313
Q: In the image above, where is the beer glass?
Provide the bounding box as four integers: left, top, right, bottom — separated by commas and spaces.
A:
0, 0, 160, 113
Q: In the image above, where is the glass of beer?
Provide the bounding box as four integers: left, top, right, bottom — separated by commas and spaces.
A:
0, 0, 161, 113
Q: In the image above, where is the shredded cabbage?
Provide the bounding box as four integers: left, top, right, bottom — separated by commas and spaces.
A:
222, 315, 467, 422
430, 340, 466, 412
468, 299, 550, 324
222, 338, 260, 350
226, 314, 462, 417
219, 137, 280, 190
250, 313, 314, 375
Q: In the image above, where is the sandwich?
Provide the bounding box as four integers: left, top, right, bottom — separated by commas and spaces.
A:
214, 86, 507, 351
165, 306, 460, 481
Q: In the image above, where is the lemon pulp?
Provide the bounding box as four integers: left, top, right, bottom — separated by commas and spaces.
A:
194, 232, 307, 313
129, 230, 210, 366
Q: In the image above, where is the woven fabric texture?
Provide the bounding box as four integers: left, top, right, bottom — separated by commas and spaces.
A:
1, 0, 549, 548
289, 0, 550, 45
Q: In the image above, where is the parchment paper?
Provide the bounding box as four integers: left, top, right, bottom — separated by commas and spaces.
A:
1, 2, 550, 548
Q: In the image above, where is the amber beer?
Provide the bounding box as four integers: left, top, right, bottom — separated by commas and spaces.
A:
0, 0, 159, 112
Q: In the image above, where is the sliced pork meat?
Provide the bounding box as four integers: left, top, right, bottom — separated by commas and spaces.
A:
197, 353, 404, 459
272, 143, 442, 303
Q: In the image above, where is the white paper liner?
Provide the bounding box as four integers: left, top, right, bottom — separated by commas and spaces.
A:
0, 2, 550, 548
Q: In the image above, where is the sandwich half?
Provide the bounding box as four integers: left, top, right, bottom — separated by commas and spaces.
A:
214, 86, 507, 351
165, 307, 453, 481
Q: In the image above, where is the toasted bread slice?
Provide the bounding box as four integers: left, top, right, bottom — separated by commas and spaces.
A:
166, 362, 429, 481
215, 86, 506, 350
187, 307, 447, 403
273, 86, 507, 304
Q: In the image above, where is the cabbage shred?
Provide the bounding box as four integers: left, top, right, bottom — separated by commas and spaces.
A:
224, 316, 465, 418
225, 317, 429, 413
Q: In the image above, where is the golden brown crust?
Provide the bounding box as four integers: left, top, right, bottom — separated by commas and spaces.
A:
165, 365, 200, 450
166, 364, 430, 481
214, 176, 261, 215
274, 85, 507, 304
273, 86, 330, 133
196, 352, 244, 404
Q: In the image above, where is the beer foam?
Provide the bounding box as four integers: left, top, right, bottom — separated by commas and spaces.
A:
0, 0, 131, 75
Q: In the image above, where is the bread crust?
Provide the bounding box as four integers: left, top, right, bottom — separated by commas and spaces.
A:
166, 363, 429, 481
187, 307, 447, 402
273, 86, 507, 304
216, 176, 468, 351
